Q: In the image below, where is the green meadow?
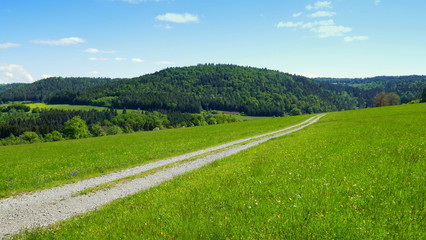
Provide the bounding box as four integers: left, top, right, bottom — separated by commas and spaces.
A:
14, 103, 425, 239
24, 103, 111, 111
0, 114, 310, 198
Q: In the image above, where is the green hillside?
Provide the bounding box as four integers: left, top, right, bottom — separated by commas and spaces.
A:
315, 75, 426, 104
47, 64, 361, 116
14, 103, 425, 239
0, 77, 119, 102
0, 83, 24, 95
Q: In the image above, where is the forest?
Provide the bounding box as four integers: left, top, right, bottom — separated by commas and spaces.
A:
1, 65, 425, 116
315, 75, 426, 103
0, 105, 238, 146
46, 64, 362, 116
0, 77, 119, 102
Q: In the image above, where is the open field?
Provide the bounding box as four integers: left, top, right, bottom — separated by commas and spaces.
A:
12, 103, 425, 239
24, 103, 111, 111
0, 114, 310, 198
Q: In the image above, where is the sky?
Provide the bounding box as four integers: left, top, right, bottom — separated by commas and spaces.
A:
1, 0, 425, 83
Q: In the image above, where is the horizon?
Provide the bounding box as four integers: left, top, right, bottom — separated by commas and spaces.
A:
1, 0, 426, 83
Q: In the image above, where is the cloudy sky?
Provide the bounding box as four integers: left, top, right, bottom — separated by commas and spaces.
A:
1, 0, 425, 83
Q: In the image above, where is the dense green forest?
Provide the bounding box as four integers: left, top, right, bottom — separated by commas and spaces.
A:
45, 64, 362, 116
314, 75, 426, 104
0, 83, 25, 94
1, 65, 425, 116
0, 77, 119, 102
0, 105, 238, 145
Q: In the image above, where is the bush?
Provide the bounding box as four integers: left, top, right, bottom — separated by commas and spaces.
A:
62, 116, 91, 139
2, 104, 31, 113
106, 125, 123, 135
44, 131, 64, 142
89, 124, 106, 137
290, 107, 302, 116
22, 131, 40, 143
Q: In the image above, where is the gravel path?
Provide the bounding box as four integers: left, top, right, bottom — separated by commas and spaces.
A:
0, 114, 325, 238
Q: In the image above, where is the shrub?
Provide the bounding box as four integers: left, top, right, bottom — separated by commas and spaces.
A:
106, 125, 123, 135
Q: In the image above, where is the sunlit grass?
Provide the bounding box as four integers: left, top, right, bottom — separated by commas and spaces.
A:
0, 114, 310, 198
15, 103, 425, 239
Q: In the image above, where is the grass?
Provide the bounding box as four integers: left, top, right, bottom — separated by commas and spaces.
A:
0, 114, 310, 198
24, 103, 111, 111
13, 103, 425, 239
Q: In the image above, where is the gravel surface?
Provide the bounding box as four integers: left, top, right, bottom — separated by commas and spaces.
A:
0, 114, 325, 238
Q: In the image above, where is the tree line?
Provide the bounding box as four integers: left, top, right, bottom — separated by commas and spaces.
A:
0, 107, 238, 146
315, 75, 426, 104
0, 77, 118, 103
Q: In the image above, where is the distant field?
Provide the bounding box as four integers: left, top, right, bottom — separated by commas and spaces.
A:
0, 102, 111, 111
16, 103, 425, 239
25, 103, 111, 111
0, 115, 310, 198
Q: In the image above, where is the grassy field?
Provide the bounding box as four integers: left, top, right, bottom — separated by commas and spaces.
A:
0, 114, 310, 198
24, 103, 111, 111
14, 103, 425, 239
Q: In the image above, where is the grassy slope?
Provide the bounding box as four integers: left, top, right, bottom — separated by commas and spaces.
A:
17, 104, 425, 239
0, 115, 309, 198
25, 103, 110, 111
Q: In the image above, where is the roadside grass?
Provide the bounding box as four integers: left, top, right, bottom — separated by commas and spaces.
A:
0, 114, 310, 198
237, 115, 273, 121
15, 103, 425, 239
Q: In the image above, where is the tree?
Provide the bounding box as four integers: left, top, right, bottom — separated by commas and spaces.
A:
62, 116, 91, 139
290, 107, 302, 116
22, 131, 40, 143
106, 125, 123, 135
374, 92, 389, 107
374, 92, 400, 107
89, 124, 106, 137
44, 131, 64, 142
387, 92, 400, 106
421, 86, 426, 102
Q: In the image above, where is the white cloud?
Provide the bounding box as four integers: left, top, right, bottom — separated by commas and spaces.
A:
306, 1, 332, 10
31, 37, 85, 46
301, 19, 335, 29
312, 25, 352, 38
374, 0, 381, 5
155, 24, 172, 29
344, 36, 369, 42
131, 58, 144, 63
292, 12, 303, 17
277, 21, 303, 28
309, 11, 336, 18
156, 61, 175, 65
88, 57, 108, 61
114, 57, 127, 61
0, 64, 34, 83
41, 74, 54, 79
0, 43, 21, 49
156, 13, 199, 23
85, 48, 115, 54
278, 19, 334, 29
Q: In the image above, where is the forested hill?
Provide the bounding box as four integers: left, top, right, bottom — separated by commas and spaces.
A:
47, 64, 361, 116
0, 77, 119, 103
0, 83, 25, 94
314, 76, 426, 103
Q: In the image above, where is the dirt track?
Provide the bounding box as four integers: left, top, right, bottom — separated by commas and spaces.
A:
0, 114, 325, 238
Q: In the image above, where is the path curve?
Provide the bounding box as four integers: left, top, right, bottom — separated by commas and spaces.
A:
0, 114, 325, 238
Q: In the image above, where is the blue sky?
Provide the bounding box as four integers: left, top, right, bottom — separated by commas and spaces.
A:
1, 0, 425, 83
